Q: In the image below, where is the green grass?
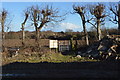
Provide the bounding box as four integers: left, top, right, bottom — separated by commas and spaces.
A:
2, 52, 97, 65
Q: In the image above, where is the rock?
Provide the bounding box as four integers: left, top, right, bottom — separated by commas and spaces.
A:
84, 35, 120, 60
115, 38, 120, 41
98, 44, 107, 51
76, 55, 81, 58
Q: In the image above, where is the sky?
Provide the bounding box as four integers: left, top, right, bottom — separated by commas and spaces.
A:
1, 2, 119, 32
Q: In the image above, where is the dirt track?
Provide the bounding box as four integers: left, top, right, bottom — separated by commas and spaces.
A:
1, 60, 120, 80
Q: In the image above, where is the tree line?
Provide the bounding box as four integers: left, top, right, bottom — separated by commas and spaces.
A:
0, 2, 120, 52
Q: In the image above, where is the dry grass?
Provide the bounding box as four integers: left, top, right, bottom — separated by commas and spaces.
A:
3, 39, 49, 47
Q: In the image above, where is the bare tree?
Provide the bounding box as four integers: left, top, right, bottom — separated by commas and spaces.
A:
73, 5, 89, 45
109, 2, 120, 34
0, 9, 8, 52
21, 9, 29, 47
28, 5, 65, 44
89, 3, 106, 40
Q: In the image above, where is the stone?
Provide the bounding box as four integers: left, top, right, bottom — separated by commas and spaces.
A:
76, 55, 81, 58
84, 35, 120, 60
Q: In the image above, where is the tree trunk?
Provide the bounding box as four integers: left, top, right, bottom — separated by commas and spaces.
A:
35, 28, 41, 47
118, 19, 120, 34
1, 21, 5, 52
21, 23, 25, 46
37, 29, 40, 41
21, 13, 28, 47
118, 3, 120, 34
83, 21, 89, 45
35, 28, 39, 42
97, 19, 102, 40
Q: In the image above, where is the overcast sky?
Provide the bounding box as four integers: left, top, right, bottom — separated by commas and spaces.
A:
2, 2, 119, 32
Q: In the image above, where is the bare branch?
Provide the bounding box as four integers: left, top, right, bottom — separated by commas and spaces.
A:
110, 6, 118, 16
109, 18, 118, 24
86, 17, 95, 22
87, 21, 97, 29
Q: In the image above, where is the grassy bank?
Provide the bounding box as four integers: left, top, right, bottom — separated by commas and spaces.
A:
2, 52, 97, 65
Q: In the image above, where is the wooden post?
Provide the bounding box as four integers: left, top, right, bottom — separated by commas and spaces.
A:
55, 48, 58, 53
